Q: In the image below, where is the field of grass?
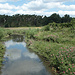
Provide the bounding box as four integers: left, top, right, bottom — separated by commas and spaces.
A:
24, 24, 75, 75
5, 27, 42, 30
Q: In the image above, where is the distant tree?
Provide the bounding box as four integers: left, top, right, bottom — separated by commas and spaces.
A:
49, 13, 61, 23
42, 16, 49, 25
0, 13, 73, 27
61, 14, 72, 23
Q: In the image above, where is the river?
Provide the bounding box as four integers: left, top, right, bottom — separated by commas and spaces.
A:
0, 35, 53, 75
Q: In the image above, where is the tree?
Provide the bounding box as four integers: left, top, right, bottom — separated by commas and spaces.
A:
61, 14, 72, 23
49, 13, 61, 23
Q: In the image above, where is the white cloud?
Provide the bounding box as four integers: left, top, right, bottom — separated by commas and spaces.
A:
0, 3, 19, 10
58, 10, 75, 17
0, 3, 15, 10
28, 0, 74, 3
43, 0, 74, 3
0, 0, 75, 17
0, 0, 19, 2
58, 5, 75, 11
26, 0, 46, 11
0, 9, 13, 15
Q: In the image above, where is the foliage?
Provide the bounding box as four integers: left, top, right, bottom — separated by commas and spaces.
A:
48, 13, 61, 23
0, 28, 5, 39
25, 28, 39, 38
0, 13, 72, 27
42, 25, 50, 31
25, 23, 75, 75
0, 43, 5, 68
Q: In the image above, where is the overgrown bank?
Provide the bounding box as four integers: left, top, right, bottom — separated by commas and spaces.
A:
0, 28, 12, 68
0, 44, 5, 68
24, 23, 75, 75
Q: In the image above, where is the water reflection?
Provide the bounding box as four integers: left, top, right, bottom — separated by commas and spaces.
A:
23, 52, 38, 59
10, 35, 24, 42
5, 40, 26, 48
1, 35, 51, 75
2, 60, 50, 75
4, 49, 21, 60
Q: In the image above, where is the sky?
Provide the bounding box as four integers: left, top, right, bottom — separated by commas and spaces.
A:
0, 0, 75, 17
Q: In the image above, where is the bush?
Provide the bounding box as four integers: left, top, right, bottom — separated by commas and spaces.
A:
0, 28, 5, 39
25, 29, 39, 38
42, 25, 50, 31
6, 29, 13, 35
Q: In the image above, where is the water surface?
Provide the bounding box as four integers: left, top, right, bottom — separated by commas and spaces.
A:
1, 35, 52, 75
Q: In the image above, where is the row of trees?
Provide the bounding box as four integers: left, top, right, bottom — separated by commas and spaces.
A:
0, 13, 72, 27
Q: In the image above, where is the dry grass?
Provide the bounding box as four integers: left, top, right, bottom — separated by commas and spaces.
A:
5, 27, 42, 30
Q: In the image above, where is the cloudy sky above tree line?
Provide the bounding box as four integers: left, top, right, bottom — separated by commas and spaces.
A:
0, 0, 75, 17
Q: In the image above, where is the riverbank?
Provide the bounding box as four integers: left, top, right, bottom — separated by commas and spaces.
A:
0, 43, 5, 68
0, 28, 10, 69
24, 24, 75, 75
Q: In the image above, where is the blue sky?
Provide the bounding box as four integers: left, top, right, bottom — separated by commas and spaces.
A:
0, 0, 75, 17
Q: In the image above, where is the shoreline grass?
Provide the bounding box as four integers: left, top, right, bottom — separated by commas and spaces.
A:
0, 43, 5, 68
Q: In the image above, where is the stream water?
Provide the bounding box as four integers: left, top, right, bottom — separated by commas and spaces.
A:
1, 35, 53, 75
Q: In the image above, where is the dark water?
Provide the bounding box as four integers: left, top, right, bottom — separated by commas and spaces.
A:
1, 35, 52, 75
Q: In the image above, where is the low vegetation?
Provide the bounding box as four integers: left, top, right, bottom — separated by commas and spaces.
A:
24, 22, 75, 75
0, 44, 5, 68
0, 28, 11, 68
0, 28, 5, 68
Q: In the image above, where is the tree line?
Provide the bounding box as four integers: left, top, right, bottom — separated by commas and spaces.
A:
0, 13, 72, 27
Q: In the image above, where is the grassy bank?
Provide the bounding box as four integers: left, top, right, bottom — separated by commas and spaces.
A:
0, 44, 5, 68
24, 23, 75, 75
0, 28, 11, 68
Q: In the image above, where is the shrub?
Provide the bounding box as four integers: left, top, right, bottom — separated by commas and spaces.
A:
42, 25, 50, 31
0, 28, 5, 39
25, 29, 39, 38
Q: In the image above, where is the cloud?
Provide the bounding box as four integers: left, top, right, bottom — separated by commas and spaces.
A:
0, 0, 75, 17
21, 0, 47, 11
43, 0, 74, 3
58, 10, 75, 17
0, 9, 13, 15
0, 0, 19, 2
27, 0, 46, 11
0, 3, 19, 10
28, 0, 74, 3
58, 5, 75, 11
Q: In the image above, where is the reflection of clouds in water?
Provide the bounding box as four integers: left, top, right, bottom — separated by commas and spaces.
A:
5, 40, 26, 48
1, 60, 50, 75
4, 49, 21, 60
23, 52, 38, 59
